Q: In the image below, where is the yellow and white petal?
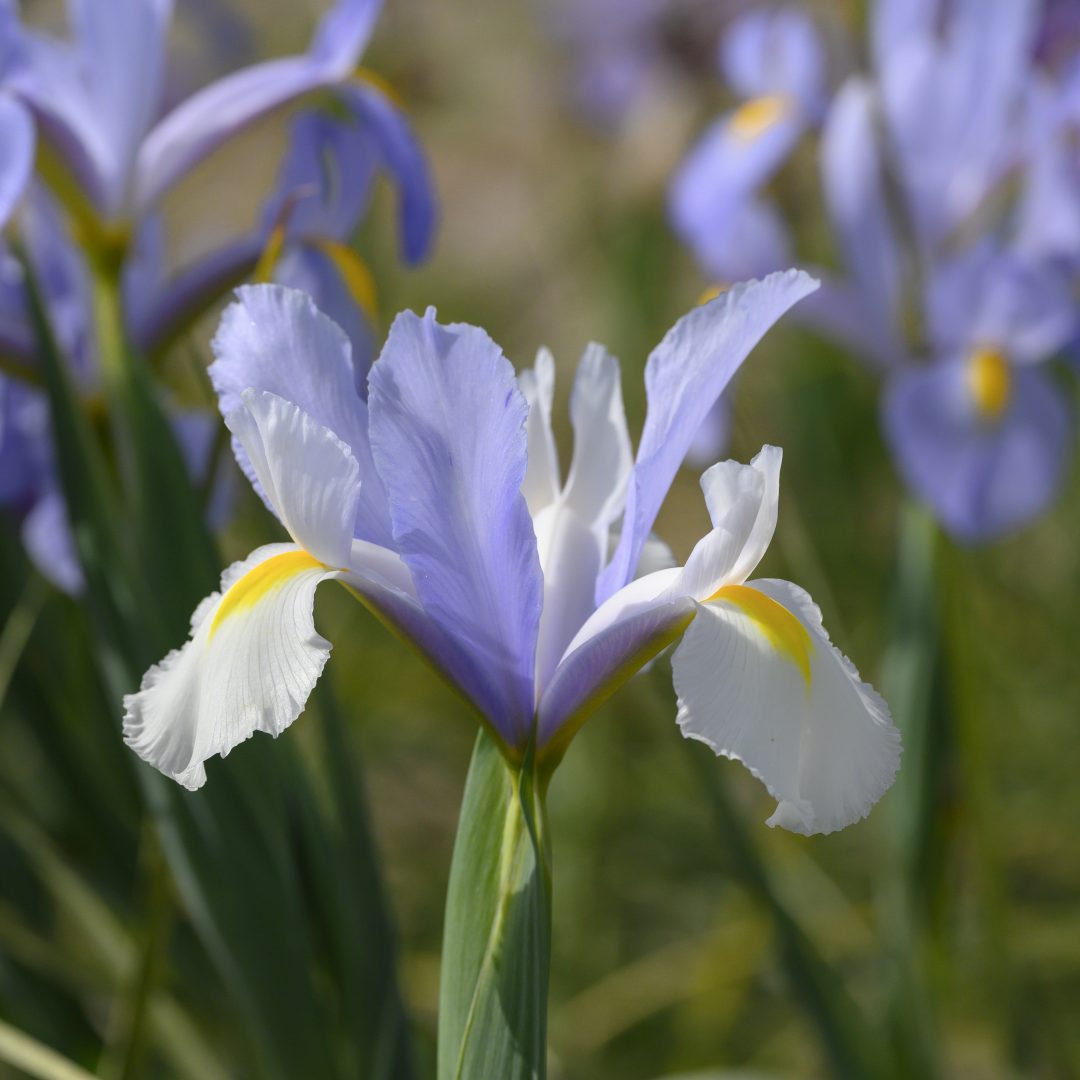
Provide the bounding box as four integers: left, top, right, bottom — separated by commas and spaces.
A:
679, 446, 783, 599
673, 578, 900, 835
123, 543, 342, 790
226, 389, 360, 568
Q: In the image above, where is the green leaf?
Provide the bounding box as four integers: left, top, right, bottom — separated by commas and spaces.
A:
438, 731, 552, 1080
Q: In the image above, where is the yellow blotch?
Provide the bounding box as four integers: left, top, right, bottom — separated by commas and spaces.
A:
707, 584, 812, 686
210, 551, 326, 638
353, 68, 407, 109
309, 238, 380, 324
697, 282, 731, 306
966, 346, 1011, 420
728, 94, 790, 141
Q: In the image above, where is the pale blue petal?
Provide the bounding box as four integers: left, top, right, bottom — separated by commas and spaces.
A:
209, 284, 393, 548
884, 358, 1073, 541
338, 82, 438, 265
820, 79, 902, 349
22, 486, 83, 595
670, 106, 804, 255
672, 191, 790, 284
272, 245, 378, 390
926, 246, 1077, 363
263, 110, 377, 241
367, 309, 544, 744
597, 270, 818, 603
537, 596, 697, 746
721, 8, 825, 111
133, 0, 383, 210
68, 0, 172, 213
0, 94, 33, 228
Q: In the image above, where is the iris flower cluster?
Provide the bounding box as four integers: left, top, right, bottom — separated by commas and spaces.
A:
671, 0, 1079, 541
0, 0, 434, 590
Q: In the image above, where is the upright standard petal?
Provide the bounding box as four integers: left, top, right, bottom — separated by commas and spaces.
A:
68, 0, 171, 213
210, 284, 393, 548
519, 347, 560, 518
368, 309, 544, 744
133, 0, 384, 210
674, 579, 900, 835
721, 8, 825, 110
0, 94, 33, 228
597, 270, 817, 602
819, 79, 903, 352
678, 446, 782, 599
124, 542, 344, 789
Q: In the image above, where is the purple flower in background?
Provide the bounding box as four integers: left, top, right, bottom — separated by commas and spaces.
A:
0, 187, 239, 592
545, 0, 733, 126
884, 246, 1075, 542
796, 0, 1078, 542
1, 0, 387, 221
124, 272, 901, 839
669, 7, 826, 283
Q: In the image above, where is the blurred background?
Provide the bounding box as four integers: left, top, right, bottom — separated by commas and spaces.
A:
1, 0, 1078, 1077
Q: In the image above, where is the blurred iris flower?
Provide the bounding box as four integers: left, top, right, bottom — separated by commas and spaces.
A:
0, 187, 237, 592
672, 0, 1077, 543
669, 7, 826, 284
124, 271, 902, 837
0, 0, 435, 354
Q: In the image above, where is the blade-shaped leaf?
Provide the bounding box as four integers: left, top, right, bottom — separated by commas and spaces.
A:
438, 731, 552, 1080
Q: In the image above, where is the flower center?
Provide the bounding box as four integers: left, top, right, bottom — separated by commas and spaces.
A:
728, 95, 790, 141
965, 346, 1011, 421
707, 584, 812, 685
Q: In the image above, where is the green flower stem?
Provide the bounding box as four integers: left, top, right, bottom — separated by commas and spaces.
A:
879, 501, 946, 1079
438, 731, 552, 1080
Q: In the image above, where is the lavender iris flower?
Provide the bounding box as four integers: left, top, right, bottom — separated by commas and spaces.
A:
0, 0, 435, 359
669, 7, 825, 284
883, 246, 1075, 541
0, 188, 239, 592
123, 272, 902, 838
0, 0, 389, 222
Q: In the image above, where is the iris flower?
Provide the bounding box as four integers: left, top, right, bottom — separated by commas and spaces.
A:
2, 0, 387, 222
0, 0, 434, 354
883, 244, 1075, 541
124, 272, 901, 837
669, 7, 825, 283
813, 26, 1076, 543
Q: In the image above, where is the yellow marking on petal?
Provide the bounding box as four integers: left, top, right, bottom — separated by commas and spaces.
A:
697, 282, 730, 306
254, 222, 288, 284
708, 584, 812, 685
728, 94, 790, 141
353, 68, 407, 109
966, 346, 1011, 420
309, 237, 380, 323
210, 551, 326, 638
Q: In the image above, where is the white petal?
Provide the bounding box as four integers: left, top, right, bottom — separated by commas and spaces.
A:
562, 343, 632, 529
532, 502, 605, 692
226, 389, 360, 567
677, 445, 782, 599
673, 578, 900, 835
519, 346, 560, 517
123, 543, 342, 790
